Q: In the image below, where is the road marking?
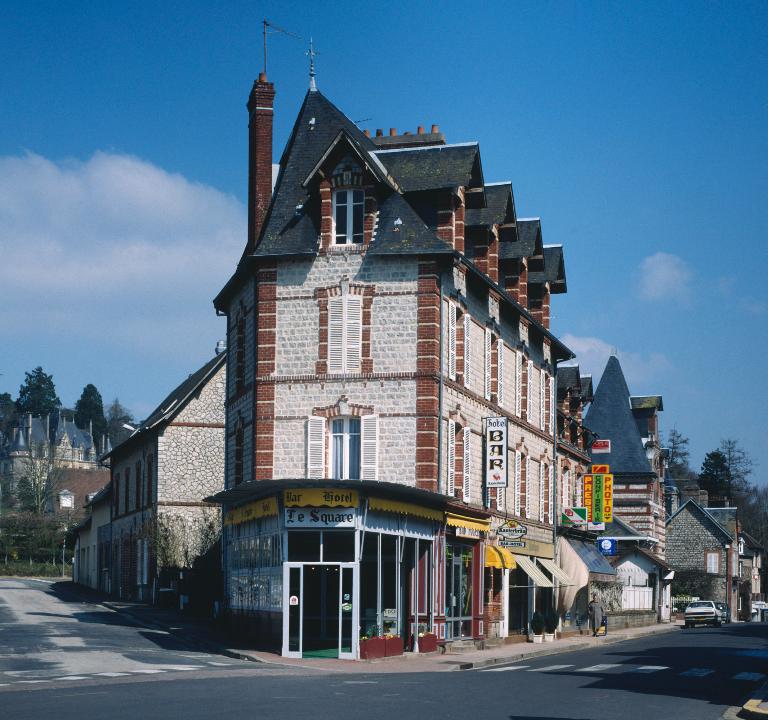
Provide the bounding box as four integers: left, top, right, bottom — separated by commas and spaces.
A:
630, 666, 669, 673
528, 664, 574, 672
207, 661, 232, 666
131, 669, 167, 674
58, 676, 90, 680
481, 665, 530, 672
156, 665, 200, 671
343, 681, 379, 684
94, 672, 131, 677
680, 668, 715, 677
18, 680, 50, 684
576, 664, 622, 672
733, 672, 765, 681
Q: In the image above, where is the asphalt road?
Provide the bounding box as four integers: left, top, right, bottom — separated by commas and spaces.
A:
2, 577, 766, 720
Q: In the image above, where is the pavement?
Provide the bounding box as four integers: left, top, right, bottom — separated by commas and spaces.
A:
56, 578, 683, 673
739, 680, 768, 719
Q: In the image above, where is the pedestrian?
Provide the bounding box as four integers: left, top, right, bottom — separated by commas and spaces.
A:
588, 593, 605, 637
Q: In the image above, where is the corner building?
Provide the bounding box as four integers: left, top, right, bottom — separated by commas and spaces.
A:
212, 72, 576, 658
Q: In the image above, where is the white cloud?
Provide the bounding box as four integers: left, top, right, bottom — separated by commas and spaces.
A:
638, 252, 692, 301
0, 151, 246, 355
561, 334, 672, 389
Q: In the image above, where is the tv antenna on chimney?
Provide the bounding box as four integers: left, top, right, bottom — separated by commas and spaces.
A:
262, 19, 304, 76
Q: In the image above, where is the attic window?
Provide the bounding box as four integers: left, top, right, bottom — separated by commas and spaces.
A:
333, 189, 364, 244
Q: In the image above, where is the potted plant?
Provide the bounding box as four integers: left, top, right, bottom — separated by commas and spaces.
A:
359, 626, 386, 660
417, 630, 438, 653
544, 607, 559, 642
529, 611, 545, 643
384, 633, 404, 657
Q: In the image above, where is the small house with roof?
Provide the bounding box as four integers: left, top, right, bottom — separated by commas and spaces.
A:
72, 483, 112, 592
738, 530, 765, 620
584, 356, 666, 556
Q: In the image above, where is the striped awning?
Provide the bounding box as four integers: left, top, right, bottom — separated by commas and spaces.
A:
446, 513, 492, 533
368, 497, 444, 522
485, 546, 517, 569
513, 555, 553, 587
538, 557, 574, 586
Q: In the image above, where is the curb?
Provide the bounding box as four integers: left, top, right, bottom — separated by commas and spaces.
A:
455, 624, 680, 671
738, 681, 768, 719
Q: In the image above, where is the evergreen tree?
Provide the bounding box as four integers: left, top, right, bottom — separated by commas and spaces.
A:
718, 438, 753, 496
0, 392, 16, 436
74, 384, 107, 443
698, 450, 731, 501
106, 398, 135, 446
665, 427, 691, 478
15, 367, 61, 417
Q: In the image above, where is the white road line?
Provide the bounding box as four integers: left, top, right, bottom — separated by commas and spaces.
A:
131, 669, 167, 674
733, 672, 766, 681
680, 668, 715, 677
157, 665, 200, 671
207, 662, 232, 666
576, 664, 622, 672
528, 664, 574, 672
94, 672, 132, 677
57, 676, 90, 680
630, 666, 669, 673
481, 665, 530, 672
17, 680, 50, 684
343, 681, 379, 684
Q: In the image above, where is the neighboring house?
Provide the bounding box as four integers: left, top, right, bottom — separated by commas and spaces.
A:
73, 483, 112, 592
666, 498, 739, 621
102, 352, 226, 602
54, 468, 111, 520
738, 530, 764, 620
210, 69, 581, 659
584, 356, 667, 556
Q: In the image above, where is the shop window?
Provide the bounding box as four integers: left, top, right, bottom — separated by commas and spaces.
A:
323, 531, 355, 562
380, 534, 399, 635
288, 531, 321, 562
331, 417, 361, 480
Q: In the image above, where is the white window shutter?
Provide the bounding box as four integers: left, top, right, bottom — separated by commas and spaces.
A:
548, 464, 554, 524
447, 420, 456, 496
514, 451, 521, 515
463, 427, 471, 502
307, 417, 326, 479
539, 462, 545, 522
540, 370, 546, 431
550, 375, 556, 437
515, 352, 522, 417
463, 314, 472, 388
448, 302, 457, 380
360, 414, 379, 481
497, 340, 504, 407
484, 328, 492, 400
345, 295, 362, 373
526, 360, 533, 421
328, 296, 344, 373
525, 457, 531, 517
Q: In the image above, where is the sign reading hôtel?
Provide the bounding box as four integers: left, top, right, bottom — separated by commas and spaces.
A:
485, 417, 508, 488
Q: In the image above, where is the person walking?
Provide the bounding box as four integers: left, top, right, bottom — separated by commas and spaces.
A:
588, 593, 605, 637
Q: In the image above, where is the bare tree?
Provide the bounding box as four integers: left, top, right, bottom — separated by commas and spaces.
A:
15, 443, 65, 515
719, 438, 754, 496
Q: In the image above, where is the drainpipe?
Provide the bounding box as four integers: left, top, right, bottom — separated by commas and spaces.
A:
437, 267, 444, 494
552, 359, 559, 621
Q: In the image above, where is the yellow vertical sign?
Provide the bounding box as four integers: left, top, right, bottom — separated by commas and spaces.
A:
583, 475, 594, 521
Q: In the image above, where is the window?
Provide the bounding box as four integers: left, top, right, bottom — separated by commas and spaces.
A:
463, 314, 472, 388
135, 461, 142, 509
484, 328, 492, 401
526, 360, 533, 421
447, 419, 456, 495
113, 472, 120, 516
515, 352, 522, 417
539, 462, 545, 522
328, 294, 362, 373
146, 454, 153, 507
307, 415, 378, 481
447, 303, 457, 380
514, 451, 522, 515
539, 370, 546, 431
496, 339, 504, 406
524, 456, 531, 518
235, 312, 245, 391
706, 551, 719, 574
234, 424, 244, 486
331, 418, 361, 480
333, 189, 364, 244
463, 427, 471, 502
124, 467, 130, 513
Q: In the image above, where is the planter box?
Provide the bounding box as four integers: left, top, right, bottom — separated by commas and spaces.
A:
418, 633, 438, 653
360, 637, 386, 660
385, 636, 404, 657
543, 633, 555, 642
530, 634, 543, 644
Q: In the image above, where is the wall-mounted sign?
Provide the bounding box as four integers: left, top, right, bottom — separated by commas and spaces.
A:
284, 507, 356, 528
583, 475, 594, 521
485, 417, 508, 488
591, 474, 613, 523
225, 496, 279, 526
591, 464, 610, 474
592, 439, 611, 454
289, 595, 299, 606
598, 538, 617, 556
561, 507, 588, 526
284, 489, 358, 508
498, 519, 528, 538
588, 522, 605, 531
499, 538, 526, 548
455, 525, 483, 540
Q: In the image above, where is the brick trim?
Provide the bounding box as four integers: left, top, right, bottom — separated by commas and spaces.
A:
312, 395, 374, 418
254, 262, 277, 481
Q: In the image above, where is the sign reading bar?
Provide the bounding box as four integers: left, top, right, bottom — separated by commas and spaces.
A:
592, 439, 611, 454
561, 507, 588, 526
283, 489, 358, 508
485, 417, 508, 488
583, 475, 594, 521
225, 496, 278, 526
284, 507, 356, 528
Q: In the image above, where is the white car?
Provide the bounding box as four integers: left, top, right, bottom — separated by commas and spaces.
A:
684, 600, 721, 628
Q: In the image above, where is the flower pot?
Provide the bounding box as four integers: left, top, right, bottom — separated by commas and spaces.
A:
360, 637, 386, 660
543, 633, 555, 642
531, 634, 544, 644
417, 633, 438, 653
384, 636, 404, 657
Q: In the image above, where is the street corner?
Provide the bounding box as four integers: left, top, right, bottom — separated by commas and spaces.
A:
739, 681, 768, 719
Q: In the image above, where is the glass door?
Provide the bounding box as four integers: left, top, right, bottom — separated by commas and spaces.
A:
445, 543, 473, 640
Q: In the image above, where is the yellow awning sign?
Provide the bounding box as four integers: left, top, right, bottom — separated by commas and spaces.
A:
225, 496, 278, 526
485, 546, 517, 569
446, 513, 491, 533
368, 497, 443, 522
283, 488, 358, 508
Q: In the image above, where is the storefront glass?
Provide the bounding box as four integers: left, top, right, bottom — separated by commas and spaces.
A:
445, 542, 473, 639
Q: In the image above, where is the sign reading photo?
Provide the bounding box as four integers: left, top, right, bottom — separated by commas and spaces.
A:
284, 507, 356, 528
485, 417, 508, 488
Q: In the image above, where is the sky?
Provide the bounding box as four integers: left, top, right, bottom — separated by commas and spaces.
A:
1, 1, 766, 477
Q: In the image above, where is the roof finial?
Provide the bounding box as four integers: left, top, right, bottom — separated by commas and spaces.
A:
307, 37, 317, 91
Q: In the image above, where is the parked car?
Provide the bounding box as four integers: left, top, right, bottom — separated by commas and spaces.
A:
715, 602, 729, 624
684, 600, 721, 628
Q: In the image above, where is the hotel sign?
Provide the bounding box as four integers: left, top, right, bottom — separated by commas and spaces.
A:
284, 507, 356, 528
225, 496, 278, 526
485, 417, 508, 488
283, 489, 358, 508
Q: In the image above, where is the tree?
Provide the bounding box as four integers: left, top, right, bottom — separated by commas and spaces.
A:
15, 446, 65, 515
698, 450, 731, 501
16, 367, 61, 417
665, 427, 691, 478
718, 438, 754, 496
106, 398, 135, 446
74, 384, 107, 445
0, 392, 16, 437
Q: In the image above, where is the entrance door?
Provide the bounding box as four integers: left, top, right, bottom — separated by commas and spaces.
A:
445, 544, 473, 640
282, 563, 357, 659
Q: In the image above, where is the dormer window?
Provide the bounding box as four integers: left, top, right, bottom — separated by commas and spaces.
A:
333, 189, 364, 244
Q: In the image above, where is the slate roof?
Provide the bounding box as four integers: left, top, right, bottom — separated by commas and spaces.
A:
557, 365, 581, 400
465, 182, 515, 227
499, 217, 542, 260
666, 499, 734, 544
103, 352, 225, 460
705, 507, 738, 539
613, 545, 671, 571
569, 538, 617, 575
584, 356, 653, 478
601, 515, 644, 538
580, 375, 594, 402
373, 143, 483, 193
543, 245, 567, 292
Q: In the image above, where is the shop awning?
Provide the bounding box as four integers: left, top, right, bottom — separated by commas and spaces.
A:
513, 555, 553, 587
485, 546, 517, 569
446, 513, 491, 533
368, 497, 443, 522
538, 557, 574, 586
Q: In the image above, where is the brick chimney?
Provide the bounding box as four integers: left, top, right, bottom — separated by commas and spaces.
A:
247, 72, 275, 252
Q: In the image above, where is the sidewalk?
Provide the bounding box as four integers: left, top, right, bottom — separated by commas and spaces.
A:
54, 581, 681, 674
739, 680, 768, 719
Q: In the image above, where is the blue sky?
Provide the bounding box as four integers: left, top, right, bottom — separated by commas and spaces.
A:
1, 1, 766, 477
